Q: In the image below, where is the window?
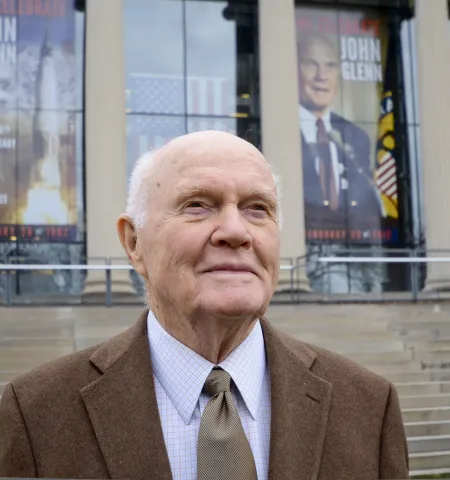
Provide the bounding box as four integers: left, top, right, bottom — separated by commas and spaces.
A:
123, 0, 260, 170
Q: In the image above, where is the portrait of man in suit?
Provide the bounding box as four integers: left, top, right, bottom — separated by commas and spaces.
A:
0, 131, 408, 479
298, 32, 383, 232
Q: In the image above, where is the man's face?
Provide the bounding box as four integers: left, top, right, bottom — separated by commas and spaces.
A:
135, 134, 280, 321
298, 39, 340, 112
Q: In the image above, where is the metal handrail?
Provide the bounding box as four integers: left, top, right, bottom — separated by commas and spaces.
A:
4, 255, 450, 306
318, 257, 450, 263
0, 261, 308, 307
0, 263, 299, 271
0, 264, 133, 270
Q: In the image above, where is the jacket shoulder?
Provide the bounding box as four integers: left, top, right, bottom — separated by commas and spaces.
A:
9, 317, 144, 404
330, 112, 371, 145
10, 343, 102, 403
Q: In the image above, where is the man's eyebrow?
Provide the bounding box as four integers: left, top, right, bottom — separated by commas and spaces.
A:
247, 189, 278, 210
175, 186, 211, 200
174, 185, 278, 210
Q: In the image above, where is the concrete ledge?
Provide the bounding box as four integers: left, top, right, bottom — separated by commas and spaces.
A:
408, 434, 450, 453
410, 467, 450, 478
405, 420, 450, 437
402, 406, 450, 423
396, 381, 450, 396
400, 394, 450, 409
409, 450, 450, 470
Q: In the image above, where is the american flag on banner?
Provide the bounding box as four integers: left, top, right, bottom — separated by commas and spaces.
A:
126, 73, 235, 161
374, 36, 399, 220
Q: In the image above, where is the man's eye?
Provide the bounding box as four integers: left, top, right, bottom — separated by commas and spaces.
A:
186, 202, 203, 208
184, 202, 209, 215
252, 204, 268, 211
247, 205, 269, 217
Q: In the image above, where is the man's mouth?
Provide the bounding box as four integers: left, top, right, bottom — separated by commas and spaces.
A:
204, 264, 257, 275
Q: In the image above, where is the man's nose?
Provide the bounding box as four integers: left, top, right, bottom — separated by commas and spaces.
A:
210, 206, 252, 249
315, 65, 328, 80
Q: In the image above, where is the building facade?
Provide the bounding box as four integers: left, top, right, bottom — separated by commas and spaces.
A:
0, 0, 448, 298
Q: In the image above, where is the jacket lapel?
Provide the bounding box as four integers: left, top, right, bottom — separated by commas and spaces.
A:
261, 319, 332, 480
80, 311, 172, 480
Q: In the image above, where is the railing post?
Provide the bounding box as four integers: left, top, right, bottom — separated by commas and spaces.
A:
326, 259, 331, 300
5, 270, 12, 306
106, 267, 112, 307
289, 258, 295, 303
411, 248, 419, 303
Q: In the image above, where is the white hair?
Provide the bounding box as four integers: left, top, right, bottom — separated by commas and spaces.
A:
125, 148, 284, 229
126, 151, 159, 229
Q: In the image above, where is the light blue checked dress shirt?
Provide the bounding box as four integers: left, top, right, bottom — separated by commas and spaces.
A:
147, 310, 271, 480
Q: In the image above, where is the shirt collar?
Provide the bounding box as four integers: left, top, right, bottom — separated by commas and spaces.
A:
147, 310, 266, 425
299, 104, 332, 129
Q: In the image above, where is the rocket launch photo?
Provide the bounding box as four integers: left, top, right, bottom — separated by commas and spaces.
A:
0, 0, 80, 241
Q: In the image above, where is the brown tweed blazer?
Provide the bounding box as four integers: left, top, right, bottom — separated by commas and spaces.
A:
0, 311, 409, 479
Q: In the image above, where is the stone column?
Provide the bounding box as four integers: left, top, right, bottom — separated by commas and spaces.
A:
259, 0, 310, 291
83, 0, 135, 295
416, 0, 450, 290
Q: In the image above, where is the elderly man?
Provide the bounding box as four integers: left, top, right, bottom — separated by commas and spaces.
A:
0, 131, 408, 479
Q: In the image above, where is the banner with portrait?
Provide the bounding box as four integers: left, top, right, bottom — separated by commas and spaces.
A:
295, 6, 400, 246
0, 0, 80, 243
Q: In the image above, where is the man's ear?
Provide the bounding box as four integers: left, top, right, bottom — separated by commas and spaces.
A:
116, 214, 148, 279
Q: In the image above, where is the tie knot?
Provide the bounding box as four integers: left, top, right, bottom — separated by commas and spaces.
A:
316, 118, 328, 144
203, 368, 231, 396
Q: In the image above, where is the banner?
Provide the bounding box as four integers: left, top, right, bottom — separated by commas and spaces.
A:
0, 0, 78, 243
295, 7, 400, 245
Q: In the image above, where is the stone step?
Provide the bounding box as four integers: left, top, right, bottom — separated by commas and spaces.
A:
400, 394, 450, 409
418, 352, 450, 365
285, 332, 396, 344
429, 370, 450, 382
0, 325, 74, 339
0, 345, 72, 355
402, 406, 450, 423
345, 350, 413, 365
395, 381, 450, 396
276, 321, 390, 333
0, 371, 25, 383
408, 340, 450, 352
409, 450, 450, 471
390, 320, 450, 331
312, 340, 406, 354
384, 372, 433, 383
0, 350, 71, 370
386, 370, 450, 383
405, 420, 450, 437
410, 467, 450, 479
273, 315, 389, 329
0, 337, 73, 348
408, 435, 450, 454
362, 361, 422, 375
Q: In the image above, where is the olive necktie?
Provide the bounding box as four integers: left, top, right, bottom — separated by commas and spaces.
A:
197, 368, 258, 480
